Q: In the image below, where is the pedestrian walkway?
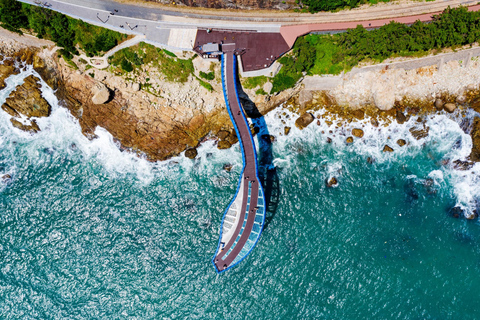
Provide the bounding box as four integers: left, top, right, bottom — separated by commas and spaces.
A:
212, 44, 266, 273
78, 34, 145, 69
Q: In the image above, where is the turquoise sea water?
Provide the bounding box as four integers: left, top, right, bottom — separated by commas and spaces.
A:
1, 66, 480, 319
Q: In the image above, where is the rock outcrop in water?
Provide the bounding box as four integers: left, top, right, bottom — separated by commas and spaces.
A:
470, 117, 480, 162
1, 74, 51, 133
0, 63, 17, 90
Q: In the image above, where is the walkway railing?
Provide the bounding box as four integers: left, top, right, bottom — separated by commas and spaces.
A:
212, 52, 266, 273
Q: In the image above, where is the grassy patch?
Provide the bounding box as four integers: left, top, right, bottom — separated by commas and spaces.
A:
109, 42, 194, 82
255, 88, 267, 95
242, 76, 268, 89
195, 76, 214, 92
61, 52, 78, 70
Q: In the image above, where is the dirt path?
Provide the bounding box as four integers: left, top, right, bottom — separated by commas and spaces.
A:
0, 28, 54, 49
78, 34, 146, 69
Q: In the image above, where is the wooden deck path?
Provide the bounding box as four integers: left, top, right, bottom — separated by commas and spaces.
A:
212, 44, 265, 273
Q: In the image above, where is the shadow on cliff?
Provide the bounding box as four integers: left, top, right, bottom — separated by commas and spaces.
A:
235, 74, 280, 231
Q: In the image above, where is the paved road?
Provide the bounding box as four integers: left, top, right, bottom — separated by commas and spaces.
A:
22, 0, 480, 53
59, 0, 478, 23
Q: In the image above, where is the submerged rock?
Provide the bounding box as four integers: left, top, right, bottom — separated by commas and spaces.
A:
465, 210, 478, 220
326, 177, 338, 188
262, 134, 275, 143
295, 112, 314, 130
448, 206, 463, 218
223, 163, 233, 172
452, 159, 474, 170
409, 126, 429, 140
184, 147, 198, 159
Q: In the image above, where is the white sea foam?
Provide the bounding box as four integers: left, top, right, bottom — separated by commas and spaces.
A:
262, 103, 480, 218
1, 67, 479, 217
0, 67, 244, 186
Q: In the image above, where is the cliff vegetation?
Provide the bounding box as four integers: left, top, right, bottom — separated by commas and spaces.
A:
0, 0, 126, 58
271, 6, 480, 93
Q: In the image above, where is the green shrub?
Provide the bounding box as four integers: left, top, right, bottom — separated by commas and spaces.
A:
120, 58, 133, 72
110, 42, 195, 82
0, 0, 29, 33
199, 71, 215, 81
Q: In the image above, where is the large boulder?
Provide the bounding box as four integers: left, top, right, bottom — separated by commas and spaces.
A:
383, 145, 394, 152
443, 103, 456, 113
396, 110, 407, 124
352, 128, 364, 138
184, 147, 198, 159
1, 75, 51, 118
92, 83, 111, 105
217, 130, 230, 140
295, 112, 314, 130
434, 98, 444, 111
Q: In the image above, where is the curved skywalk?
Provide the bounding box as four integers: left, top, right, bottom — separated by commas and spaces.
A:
212, 44, 266, 273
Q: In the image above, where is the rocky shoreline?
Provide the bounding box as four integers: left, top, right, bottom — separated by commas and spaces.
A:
1, 28, 479, 165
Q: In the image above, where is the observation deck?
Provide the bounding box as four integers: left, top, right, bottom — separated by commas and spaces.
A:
212, 43, 266, 273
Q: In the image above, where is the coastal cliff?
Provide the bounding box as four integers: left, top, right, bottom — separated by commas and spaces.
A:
1, 28, 480, 164
0, 29, 298, 161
